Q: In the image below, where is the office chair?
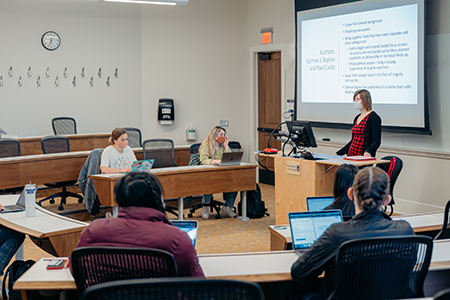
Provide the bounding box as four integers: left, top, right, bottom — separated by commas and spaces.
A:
377, 156, 403, 216
434, 287, 450, 300
142, 139, 179, 217
82, 277, 264, 300
434, 199, 450, 240
0, 138, 21, 158
71, 246, 177, 296
39, 136, 83, 210
229, 140, 242, 152
328, 235, 433, 300
187, 143, 224, 219
0, 139, 22, 194
52, 117, 77, 135
123, 127, 142, 148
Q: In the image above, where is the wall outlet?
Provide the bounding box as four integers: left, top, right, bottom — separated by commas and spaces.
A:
220, 120, 229, 127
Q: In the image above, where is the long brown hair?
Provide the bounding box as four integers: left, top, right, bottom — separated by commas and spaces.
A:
354, 89, 372, 111
109, 128, 127, 144
200, 126, 226, 157
352, 167, 390, 211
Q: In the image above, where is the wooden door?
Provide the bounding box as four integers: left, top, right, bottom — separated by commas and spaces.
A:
257, 51, 281, 183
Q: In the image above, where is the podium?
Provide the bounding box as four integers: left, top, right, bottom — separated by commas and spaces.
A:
273, 153, 388, 224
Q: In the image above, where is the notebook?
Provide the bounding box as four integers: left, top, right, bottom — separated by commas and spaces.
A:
306, 196, 335, 212
172, 220, 198, 247
1, 189, 26, 214
130, 159, 155, 172
220, 152, 243, 166
289, 210, 343, 254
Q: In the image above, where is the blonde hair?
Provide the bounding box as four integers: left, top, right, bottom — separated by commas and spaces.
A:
354, 89, 372, 111
109, 128, 127, 144
200, 126, 226, 157
352, 167, 390, 211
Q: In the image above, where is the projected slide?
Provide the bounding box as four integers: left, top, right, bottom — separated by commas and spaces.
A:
301, 4, 417, 104
296, 0, 426, 130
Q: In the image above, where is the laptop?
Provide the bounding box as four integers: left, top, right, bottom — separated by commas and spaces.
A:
1, 189, 26, 213
306, 196, 335, 212
289, 210, 343, 254
220, 152, 243, 166
130, 159, 155, 172
172, 220, 198, 247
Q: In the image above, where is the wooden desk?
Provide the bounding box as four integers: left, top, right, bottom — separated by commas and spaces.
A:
273, 154, 389, 224
0, 147, 190, 189
90, 164, 257, 220
14, 239, 450, 294
268, 211, 445, 251
18, 133, 110, 156
0, 195, 88, 257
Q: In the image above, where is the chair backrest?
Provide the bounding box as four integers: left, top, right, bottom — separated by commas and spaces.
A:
229, 140, 242, 152
52, 117, 77, 135
435, 199, 450, 240
71, 246, 177, 295
329, 235, 433, 300
377, 156, 403, 205
142, 139, 177, 168
123, 127, 142, 148
0, 138, 21, 158
41, 136, 70, 154
433, 287, 450, 300
189, 143, 201, 166
82, 277, 264, 300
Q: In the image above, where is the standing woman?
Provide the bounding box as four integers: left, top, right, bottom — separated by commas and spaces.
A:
199, 126, 237, 219
337, 89, 382, 157
100, 128, 137, 174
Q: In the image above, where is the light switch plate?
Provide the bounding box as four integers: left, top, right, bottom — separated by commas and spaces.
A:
220, 120, 229, 127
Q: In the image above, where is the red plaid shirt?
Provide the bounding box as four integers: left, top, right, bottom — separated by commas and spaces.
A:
348, 113, 371, 156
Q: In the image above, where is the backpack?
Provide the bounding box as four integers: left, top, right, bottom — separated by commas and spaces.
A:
2, 260, 35, 300
238, 184, 269, 218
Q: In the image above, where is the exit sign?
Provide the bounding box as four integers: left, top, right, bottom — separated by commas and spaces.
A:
260, 27, 273, 45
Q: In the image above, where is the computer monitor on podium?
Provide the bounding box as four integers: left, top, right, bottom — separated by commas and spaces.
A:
286, 121, 317, 148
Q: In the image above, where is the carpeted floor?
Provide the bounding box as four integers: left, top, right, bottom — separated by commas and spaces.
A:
21, 183, 276, 262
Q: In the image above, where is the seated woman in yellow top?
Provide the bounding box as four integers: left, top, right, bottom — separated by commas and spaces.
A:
199, 126, 237, 219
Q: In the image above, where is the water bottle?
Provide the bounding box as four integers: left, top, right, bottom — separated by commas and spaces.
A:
25, 183, 37, 217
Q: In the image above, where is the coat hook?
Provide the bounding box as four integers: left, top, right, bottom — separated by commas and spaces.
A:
63, 67, 68, 78
98, 67, 102, 78
114, 67, 118, 79
36, 75, 41, 87
81, 67, 85, 78
8, 66, 13, 78
45, 67, 50, 78
90, 76, 94, 87
27, 66, 32, 78
18, 76, 23, 87
72, 75, 76, 87
106, 76, 110, 87
55, 76, 59, 87
0, 75, 3, 87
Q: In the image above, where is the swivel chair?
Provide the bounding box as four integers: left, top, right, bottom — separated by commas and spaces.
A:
142, 139, 179, 217
123, 127, 142, 148
377, 156, 403, 216
39, 136, 83, 210
329, 235, 433, 300
0, 138, 21, 158
187, 143, 225, 219
71, 246, 177, 296
82, 278, 264, 300
435, 199, 450, 240
52, 117, 77, 135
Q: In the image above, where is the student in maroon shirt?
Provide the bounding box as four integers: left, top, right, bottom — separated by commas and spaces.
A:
337, 89, 382, 157
76, 172, 204, 277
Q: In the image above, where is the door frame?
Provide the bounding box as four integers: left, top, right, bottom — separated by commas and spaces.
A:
249, 44, 292, 158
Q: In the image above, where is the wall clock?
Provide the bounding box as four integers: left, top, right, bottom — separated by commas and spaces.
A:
41, 31, 61, 51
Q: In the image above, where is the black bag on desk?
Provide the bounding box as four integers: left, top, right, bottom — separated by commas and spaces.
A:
2, 259, 35, 300
238, 184, 269, 218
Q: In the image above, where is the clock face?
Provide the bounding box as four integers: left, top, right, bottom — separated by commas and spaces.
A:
41, 31, 61, 51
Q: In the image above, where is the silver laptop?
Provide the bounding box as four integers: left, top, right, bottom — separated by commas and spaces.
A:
220, 152, 243, 166
306, 196, 335, 212
1, 189, 26, 213
172, 220, 198, 247
289, 210, 343, 254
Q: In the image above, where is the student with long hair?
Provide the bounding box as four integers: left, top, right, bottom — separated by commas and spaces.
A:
323, 164, 358, 217
291, 167, 413, 297
76, 172, 204, 277
198, 126, 237, 219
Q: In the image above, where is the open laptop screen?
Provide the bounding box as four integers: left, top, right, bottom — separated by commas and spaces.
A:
306, 196, 335, 212
289, 210, 343, 250
171, 220, 198, 247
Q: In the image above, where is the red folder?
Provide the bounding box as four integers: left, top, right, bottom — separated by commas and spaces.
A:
343, 156, 376, 161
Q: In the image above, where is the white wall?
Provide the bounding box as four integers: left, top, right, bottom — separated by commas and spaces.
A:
140, 0, 251, 158
0, 0, 141, 136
